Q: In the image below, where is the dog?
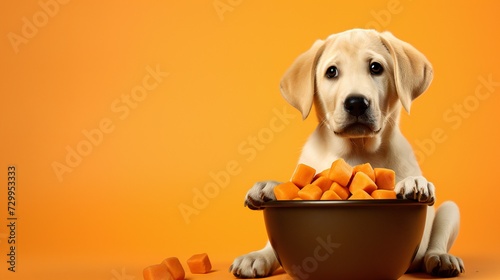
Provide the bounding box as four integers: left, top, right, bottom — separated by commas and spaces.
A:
230, 29, 464, 278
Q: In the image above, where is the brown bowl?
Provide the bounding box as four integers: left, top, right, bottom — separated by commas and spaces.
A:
260, 200, 429, 280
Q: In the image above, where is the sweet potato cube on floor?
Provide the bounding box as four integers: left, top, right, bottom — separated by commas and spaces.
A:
348, 189, 374, 200
321, 190, 342, 200
274, 182, 300, 200
330, 182, 350, 200
187, 253, 212, 274
349, 172, 378, 195
298, 184, 323, 200
371, 189, 397, 199
328, 158, 353, 187
312, 176, 333, 192
353, 163, 375, 181
291, 163, 316, 188
161, 257, 185, 280
374, 168, 396, 190
144, 264, 173, 280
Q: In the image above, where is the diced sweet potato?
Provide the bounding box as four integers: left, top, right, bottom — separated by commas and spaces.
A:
353, 163, 375, 182
374, 168, 396, 190
298, 184, 323, 200
328, 158, 353, 187
320, 190, 342, 200
330, 182, 350, 200
161, 257, 185, 280
144, 264, 173, 280
349, 172, 377, 194
273, 159, 399, 201
348, 189, 374, 200
371, 189, 397, 199
312, 176, 333, 192
274, 182, 300, 200
187, 253, 212, 274
291, 163, 316, 188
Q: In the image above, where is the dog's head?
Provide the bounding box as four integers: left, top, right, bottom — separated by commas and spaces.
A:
280, 29, 433, 139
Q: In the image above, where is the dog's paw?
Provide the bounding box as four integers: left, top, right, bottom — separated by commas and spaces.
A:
395, 176, 435, 205
424, 253, 465, 277
244, 180, 280, 210
230, 251, 279, 278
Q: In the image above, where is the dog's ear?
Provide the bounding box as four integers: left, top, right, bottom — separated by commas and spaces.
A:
280, 39, 325, 119
379, 31, 433, 113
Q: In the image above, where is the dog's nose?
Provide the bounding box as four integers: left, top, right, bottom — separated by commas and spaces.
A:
344, 95, 369, 117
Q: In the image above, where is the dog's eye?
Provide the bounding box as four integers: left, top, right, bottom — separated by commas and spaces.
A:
325, 66, 339, 79
370, 62, 383, 75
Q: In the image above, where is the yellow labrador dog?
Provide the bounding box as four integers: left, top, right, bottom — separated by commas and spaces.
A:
230, 29, 464, 278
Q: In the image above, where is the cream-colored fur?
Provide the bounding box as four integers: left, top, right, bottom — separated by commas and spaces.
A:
230, 29, 464, 278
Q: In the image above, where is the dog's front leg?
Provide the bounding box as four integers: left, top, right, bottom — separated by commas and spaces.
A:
230, 180, 281, 278
395, 176, 464, 277
230, 241, 280, 278
424, 201, 464, 277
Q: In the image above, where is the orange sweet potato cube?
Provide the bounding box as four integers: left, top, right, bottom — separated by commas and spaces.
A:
349, 172, 377, 195
312, 176, 333, 192
374, 168, 396, 190
143, 264, 173, 280
187, 253, 212, 274
330, 182, 350, 200
328, 158, 353, 187
298, 184, 323, 200
320, 190, 342, 200
348, 189, 374, 200
352, 163, 375, 182
291, 163, 316, 188
274, 182, 300, 200
161, 257, 185, 280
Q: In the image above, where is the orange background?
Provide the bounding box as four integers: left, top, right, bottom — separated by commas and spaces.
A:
1, 1, 500, 279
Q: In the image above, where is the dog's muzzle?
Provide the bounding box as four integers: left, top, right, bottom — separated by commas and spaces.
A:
334, 94, 380, 137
